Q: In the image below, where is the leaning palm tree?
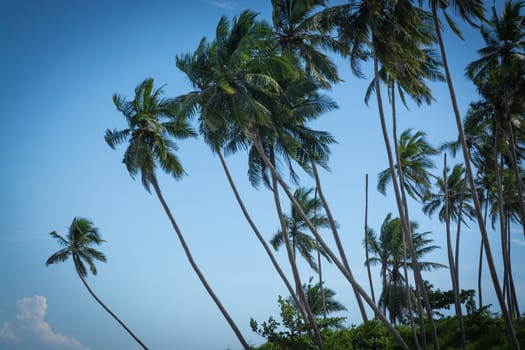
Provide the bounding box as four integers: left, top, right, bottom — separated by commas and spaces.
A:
46, 217, 149, 350
173, 12, 322, 344
428, 0, 520, 346
104, 78, 250, 350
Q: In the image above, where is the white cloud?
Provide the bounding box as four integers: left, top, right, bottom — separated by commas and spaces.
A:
203, 0, 235, 9
0, 322, 18, 341
512, 238, 525, 247
1, 295, 90, 350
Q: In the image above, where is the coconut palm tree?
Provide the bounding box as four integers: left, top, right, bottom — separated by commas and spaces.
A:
378, 129, 439, 201
270, 187, 331, 271
366, 214, 445, 324
466, 0, 525, 238
292, 277, 347, 318
174, 11, 321, 339
423, 157, 474, 349
104, 78, 250, 350
323, 2, 443, 346
271, 0, 343, 88
174, 11, 329, 349
427, 0, 520, 346
46, 217, 149, 350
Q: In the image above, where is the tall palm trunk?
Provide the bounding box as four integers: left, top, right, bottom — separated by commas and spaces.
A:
372, 47, 439, 350
149, 177, 250, 350
216, 149, 310, 321
364, 174, 376, 305
314, 188, 328, 320
391, 81, 423, 350
507, 123, 525, 239
268, 147, 324, 350
310, 160, 369, 322
443, 154, 466, 350
454, 171, 468, 349
431, 4, 520, 348
75, 264, 149, 350
251, 134, 410, 350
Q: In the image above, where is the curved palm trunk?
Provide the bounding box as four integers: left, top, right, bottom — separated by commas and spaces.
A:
268, 147, 324, 350
310, 160, 369, 322
372, 48, 439, 350
364, 174, 376, 306
391, 82, 423, 350
216, 150, 310, 322
149, 177, 250, 350
75, 266, 149, 350
431, 4, 520, 348
251, 135, 410, 350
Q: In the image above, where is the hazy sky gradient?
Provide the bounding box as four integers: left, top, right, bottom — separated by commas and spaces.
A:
1, 0, 523, 349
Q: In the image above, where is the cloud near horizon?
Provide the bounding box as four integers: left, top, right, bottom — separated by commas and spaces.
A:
0, 295, 90, 350
202, 0, 235, 9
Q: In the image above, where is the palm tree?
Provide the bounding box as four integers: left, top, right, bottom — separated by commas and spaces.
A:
427, 0, 520, 346
46, 217, 149, 350
366, 214, 445, 324
378, 129, 439, 201
174, 11, 329, 349
174, 11, 320, 341
104, 78, 250, 350
423, 157, 474, 349
270, 187, 331, 271
466, 0, 525, 238
271, 0, 343, 88
324, 2, 443, 347
291, 277, 347, 320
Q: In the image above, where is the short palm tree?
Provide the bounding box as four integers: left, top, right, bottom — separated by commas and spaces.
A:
46, 217, 149, 350
105, 78, 250, 349
270, 187, 331, 272
366, 214, 445, 324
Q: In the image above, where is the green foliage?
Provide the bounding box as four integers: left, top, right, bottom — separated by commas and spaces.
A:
424, 281, 477, 318
349, 320, 392, 350
253, 305, 525, 349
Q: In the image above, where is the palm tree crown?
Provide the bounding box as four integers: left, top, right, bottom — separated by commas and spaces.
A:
105, 78, 196, 191
46, 217, 106, 277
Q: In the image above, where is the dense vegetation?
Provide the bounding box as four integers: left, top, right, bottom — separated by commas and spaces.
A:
46, 0, 524, 349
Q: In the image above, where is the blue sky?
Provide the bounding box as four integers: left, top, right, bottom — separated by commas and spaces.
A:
1, 0, 523, 349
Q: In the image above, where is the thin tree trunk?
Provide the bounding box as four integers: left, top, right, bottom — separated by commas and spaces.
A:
443, 154, 466, 350
372, 47, 438, 350
269, 147, 324, 350
391, 81, 423, 350
507, 123, 525, 239
431, 4, 520, 348
364, 174, 376, 305
217, 149, 310, 321
76, 267, 149, 350
454, 172, 467, 349
310, 160, 369, 322
494, 134, 514, 321
150, 177, 250, 350
478, 239, 484, 309
314, 187, 328, 320
251, 134, 410, 350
